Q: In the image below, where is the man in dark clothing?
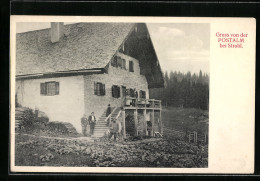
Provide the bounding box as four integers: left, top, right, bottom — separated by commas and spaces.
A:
81, 114, 89, 136
109, 118, 119, 141
106, 104, 111, 117
88, 112, 96, 135
106, 104, 112, 126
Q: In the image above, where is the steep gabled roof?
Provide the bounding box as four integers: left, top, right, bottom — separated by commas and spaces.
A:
16, 23, 135, 76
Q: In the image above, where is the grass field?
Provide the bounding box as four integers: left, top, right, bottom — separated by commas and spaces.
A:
162, 107, 209, 134
15, 134, 208, 167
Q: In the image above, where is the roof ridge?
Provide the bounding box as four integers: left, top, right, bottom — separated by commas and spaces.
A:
16, 22, 83, 35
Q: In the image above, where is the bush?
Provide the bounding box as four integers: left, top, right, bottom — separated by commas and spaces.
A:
45, 122, 78, 136
19, 108, 49, 131
20, 109, 37, 130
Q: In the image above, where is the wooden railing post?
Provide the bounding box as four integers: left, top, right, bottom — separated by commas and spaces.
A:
151, 109, 155, 137
134, 109, 138, 136
122, 109, 126, 139
143, 109, 147, 136
159, 110, 163, 135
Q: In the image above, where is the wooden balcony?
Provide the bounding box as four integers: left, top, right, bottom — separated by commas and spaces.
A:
124, 97, 162, 110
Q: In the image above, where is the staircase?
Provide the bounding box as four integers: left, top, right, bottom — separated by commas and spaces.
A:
92, 107, 121, 138
15, 107, 29, 130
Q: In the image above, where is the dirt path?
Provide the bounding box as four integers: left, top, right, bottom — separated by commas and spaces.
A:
15, 133, 95, 142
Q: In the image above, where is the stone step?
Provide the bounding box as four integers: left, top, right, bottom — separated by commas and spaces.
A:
95, 124, 107, 126
96, 121, 107, 123
95, 126, 109, 130
96, 124, 107, 126
94, 131, 107, 134
93, 134, 105, 136
95, 126, 107, 129
94, 129, 108, 132
94, 128, 108, 131
93, 133, 106, 136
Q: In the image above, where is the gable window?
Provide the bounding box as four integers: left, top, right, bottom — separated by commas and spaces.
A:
94, 82, 106, 96
112, 85, 120, 98
111, 56, 118, 67
129, 61, 134, 72
122, 59, 126, 69
111, 56, 126, 70
40, 81, 59, 96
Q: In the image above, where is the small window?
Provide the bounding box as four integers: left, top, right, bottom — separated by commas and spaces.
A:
118, 57, 122, 68
129, 61, 134, 72
94, 82, 106, 96
140, 90, 146, 99
122, 59, 126, 69
112, 85, 120, 98
40, 81, 59, 96
111, 56, 118, 67
129, 88, 135, 97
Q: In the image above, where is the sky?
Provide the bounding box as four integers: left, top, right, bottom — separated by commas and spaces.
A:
16, 22, 210, 74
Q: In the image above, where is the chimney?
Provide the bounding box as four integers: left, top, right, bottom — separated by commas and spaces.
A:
50, 22, 64, 43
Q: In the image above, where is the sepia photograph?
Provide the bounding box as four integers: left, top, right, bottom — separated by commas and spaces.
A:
10, 16, 255, 174
14, 21, 209, 168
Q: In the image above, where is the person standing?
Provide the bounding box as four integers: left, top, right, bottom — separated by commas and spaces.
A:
109, 118, 119, 141
88, 112, 96, 135
106, 104, 111, 116
81, 114, 89, 136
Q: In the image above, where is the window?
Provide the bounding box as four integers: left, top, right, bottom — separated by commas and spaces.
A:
140, 90, 146, 99
129, 61, 134, 72
129, 88, 135, 97
111, 56, 126, 70
111, 56, 118, 67
122, 59, 126, 69
94, 82, 105, 96
40, 81, 59, 96
112, 85, 120, 98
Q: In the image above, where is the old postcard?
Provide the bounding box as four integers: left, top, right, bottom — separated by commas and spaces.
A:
10, 16, 255, 173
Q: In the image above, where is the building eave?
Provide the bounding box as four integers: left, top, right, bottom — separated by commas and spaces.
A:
16, 68, 104, 80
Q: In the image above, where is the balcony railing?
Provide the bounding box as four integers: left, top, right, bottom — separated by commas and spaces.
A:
124, 97, 161, 109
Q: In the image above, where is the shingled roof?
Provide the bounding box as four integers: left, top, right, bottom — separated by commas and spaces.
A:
16, 23, 135, 76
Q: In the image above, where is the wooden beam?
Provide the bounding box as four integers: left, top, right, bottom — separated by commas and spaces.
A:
143, 109, 147, 136
159, 110, 163, 135
122, 109, 126, 139
134, 109, 138, 136
151, 109, 154, 137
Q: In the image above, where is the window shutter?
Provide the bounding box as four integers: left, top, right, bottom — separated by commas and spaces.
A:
122, 59, 126, 69
142, 91, 146, 98
117, 86, 120, 98
55, 82, 59, 95
115, 57, 118, 67
111, 58, 114, 66
112, 85, 115, 97
102, 84, 106, 95
40, 83, 46, 95
97, 83, 101, 95
94, 82, 97, 95
118, 57, 122, 68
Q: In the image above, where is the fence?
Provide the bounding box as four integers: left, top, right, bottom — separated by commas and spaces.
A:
163, 127, 208, 144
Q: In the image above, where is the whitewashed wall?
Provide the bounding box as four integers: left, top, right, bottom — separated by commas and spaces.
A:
84, 54, 149, 120
16, 76, 85, 132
